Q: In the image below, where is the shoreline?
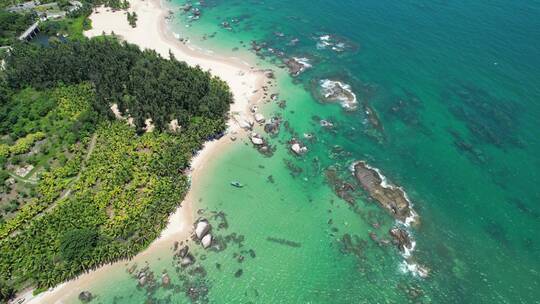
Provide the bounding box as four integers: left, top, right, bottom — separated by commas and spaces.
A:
19, 0, 266, 302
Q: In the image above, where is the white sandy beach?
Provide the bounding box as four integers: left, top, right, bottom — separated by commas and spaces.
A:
17, 0, 266, 303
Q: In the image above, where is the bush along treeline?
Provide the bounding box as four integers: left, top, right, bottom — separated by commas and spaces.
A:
5, 37, 233, 132
0, 38, 232, 302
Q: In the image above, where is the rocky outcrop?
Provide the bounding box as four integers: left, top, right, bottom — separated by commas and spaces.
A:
264, 117, 281, 135
319, 79, 357, 111
389, 228, 413, 253
284, 57, 310, 76
195, 220, 211, 240
289, 138, 308, 155
352, 161, 415, 224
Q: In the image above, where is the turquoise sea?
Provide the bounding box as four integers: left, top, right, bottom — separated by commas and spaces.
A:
76, 0, 540, 303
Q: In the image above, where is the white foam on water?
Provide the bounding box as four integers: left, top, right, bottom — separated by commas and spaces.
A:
399, 260, 429, 278
292, 57, 312, 69
319, 79, 358, 110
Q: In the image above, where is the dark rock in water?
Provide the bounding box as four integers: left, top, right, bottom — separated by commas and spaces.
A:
264, 117, 281, 135
340, 233, 366, 257
319, 79, 357, 111
138, 275, 147, 287
353, 161, 416, 224
221, 21, 232, 30
178, 245, 189, 258
162, 273, 171, 287
180, 253, 195, 267
181, 4, 192, 12
325, 167, 356, 204
363, 101, 383, 131
234, 269, 243, 277
248, 248, 256, 258
389, 228, 413, 253
78, 291, 93, 302
251, 40, 266, 52
266, 237, 301, 247
284, 159, 303, 177
188, 266, 208, 277
284, 57, 310, 76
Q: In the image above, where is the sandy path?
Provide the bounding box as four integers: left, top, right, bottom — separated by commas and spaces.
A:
16, 0, 266, 303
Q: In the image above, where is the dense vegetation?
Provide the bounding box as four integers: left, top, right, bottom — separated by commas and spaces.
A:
0, 36, 232, 302
6, 37, 233, 131
127, 11, 137, 27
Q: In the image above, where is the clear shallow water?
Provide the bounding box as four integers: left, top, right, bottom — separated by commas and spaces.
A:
83, 0, 539, 303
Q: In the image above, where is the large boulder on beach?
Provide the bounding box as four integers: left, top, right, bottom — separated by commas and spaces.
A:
195, 220, 211, 240
201, 234, 212, 249
78, 291, 93, 302
240, 119, 254, 130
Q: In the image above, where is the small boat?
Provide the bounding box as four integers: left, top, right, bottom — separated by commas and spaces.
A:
230, 181, 243, 188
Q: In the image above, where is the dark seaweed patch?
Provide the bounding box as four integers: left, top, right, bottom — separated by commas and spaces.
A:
444, 84, 524, 149
266, 237, 301, 248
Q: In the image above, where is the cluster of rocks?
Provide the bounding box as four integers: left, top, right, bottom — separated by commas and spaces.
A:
180, 3, 202, 20
289, 138, 308, 155
250, 40, 267, 53
250, 132, 274, 156
195, 219, 213, 249
239, 119, 254, 131
221, 21, 232, 30
250, 132, 265, 146
264, 117, 281, 136
133, 266, 158, 290
319, 119, 334, 129
324, 167, 356, 204
284, 57, 311, 76
316, 34, 358, 53
389, 227, 413, 253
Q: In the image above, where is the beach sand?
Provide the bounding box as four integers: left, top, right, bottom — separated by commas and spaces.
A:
19, 0, 265, 303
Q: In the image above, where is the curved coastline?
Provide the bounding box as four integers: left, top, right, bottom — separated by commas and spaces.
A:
18, 0, 267, 302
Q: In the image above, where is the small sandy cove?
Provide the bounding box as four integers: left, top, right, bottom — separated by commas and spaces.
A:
18, 0, 265, 303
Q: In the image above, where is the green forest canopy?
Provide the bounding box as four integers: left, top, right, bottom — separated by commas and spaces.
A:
5, 37, 233, 132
